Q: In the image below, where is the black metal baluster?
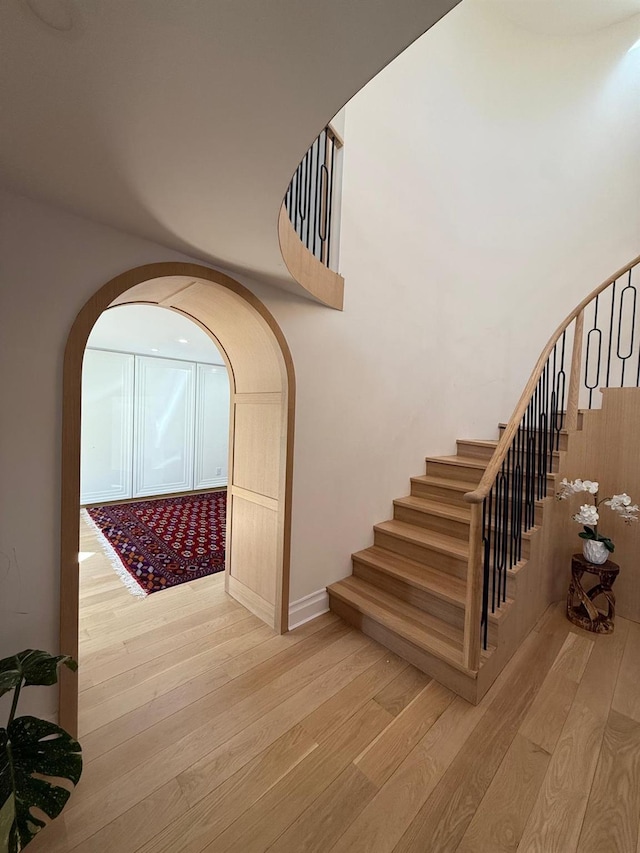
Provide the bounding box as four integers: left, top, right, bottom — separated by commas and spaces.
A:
617, 270, 637, 387
526, 398, 536, 530
284, 183, 291, 217
306, 144, 316, 252
606, 280, 617, 387
508, 441, 516, 576
481, 492, 492, 650
514, 422, 524, 562
311, 133, 321, 260
326, 132, 336, 268
297, 152, 308, 239
555, 331, 567, 449
584, 296, 602, 409
538, 371, 548, 499
502, 448, 512, 604
290, 167, 299, 233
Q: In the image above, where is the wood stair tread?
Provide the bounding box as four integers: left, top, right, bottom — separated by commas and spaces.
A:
412, 470, 558, 495
328, 576, 476, 673
352, 546, 467, 605
411, 474, 478, 492
425, 454, 489, 469
498, 422, 570, 439
429, 451, 560, 469
459, 439, 499, 448
393, 495, 471, 522
374, 520, 469, 559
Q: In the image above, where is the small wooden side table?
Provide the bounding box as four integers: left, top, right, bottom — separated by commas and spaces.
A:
567, 553, 620, 634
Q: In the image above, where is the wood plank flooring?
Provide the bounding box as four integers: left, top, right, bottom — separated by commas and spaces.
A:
30, 518, 640, 853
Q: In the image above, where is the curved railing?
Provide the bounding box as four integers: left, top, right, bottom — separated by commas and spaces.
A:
283, 124, 342, 271
462, 253, 640, 669
278, 124, 345, 309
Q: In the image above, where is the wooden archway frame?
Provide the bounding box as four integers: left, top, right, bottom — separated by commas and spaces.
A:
60, 263, 295, 734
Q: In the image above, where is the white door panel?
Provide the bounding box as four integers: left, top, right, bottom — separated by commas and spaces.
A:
194, 364, 230, 489
80, 350, 134, 504
133, 356, 195, 497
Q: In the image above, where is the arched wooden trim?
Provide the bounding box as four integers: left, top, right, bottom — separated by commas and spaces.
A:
278, 206, 344, 310
60, 262, 296, 735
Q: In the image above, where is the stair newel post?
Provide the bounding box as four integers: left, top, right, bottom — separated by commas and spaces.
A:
463, 500, 483, 671
566, 310, 584, 432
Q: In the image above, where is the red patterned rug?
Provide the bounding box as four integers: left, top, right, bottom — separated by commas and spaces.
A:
83, 491, 226, 596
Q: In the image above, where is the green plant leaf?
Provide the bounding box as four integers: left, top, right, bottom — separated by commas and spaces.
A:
0, 717, 82, 852
17, 651, 77, 688
0, 651, 77, 699
578, 531, 594, 540
602, 538, 615, 552
0, 796, 15, 853
0, 667, 21, 701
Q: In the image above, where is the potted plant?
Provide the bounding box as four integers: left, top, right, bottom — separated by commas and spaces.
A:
0, 651, 82, 852
557, 478, 639, 564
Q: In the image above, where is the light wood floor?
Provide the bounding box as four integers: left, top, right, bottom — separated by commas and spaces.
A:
31, 519, 640, 853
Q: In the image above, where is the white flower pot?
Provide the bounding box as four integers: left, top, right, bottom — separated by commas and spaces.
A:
582, 539, 609, 565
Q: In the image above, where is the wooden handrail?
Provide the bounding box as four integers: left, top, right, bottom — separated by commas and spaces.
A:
464, 253, 640, 504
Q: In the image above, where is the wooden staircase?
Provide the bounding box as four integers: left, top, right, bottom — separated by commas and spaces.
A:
328, 253, 639, 705
328, 432, 561, 703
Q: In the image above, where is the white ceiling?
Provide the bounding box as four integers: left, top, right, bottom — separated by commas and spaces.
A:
484, 0, 640, 36
87, 304, 226, 364
0, 0, 459, 295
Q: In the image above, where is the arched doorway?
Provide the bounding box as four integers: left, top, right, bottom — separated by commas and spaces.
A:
60, 263, 295, 734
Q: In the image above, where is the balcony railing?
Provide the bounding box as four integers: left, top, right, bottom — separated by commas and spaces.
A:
284, 125, 342, 271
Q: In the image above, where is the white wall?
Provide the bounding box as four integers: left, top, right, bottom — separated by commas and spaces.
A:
1, 5, 639, 718
339, 0, 640, 449
0, 193, 199, 719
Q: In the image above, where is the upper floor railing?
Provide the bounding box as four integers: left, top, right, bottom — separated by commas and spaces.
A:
461, 253, 640, 670
283, 124, 342, 271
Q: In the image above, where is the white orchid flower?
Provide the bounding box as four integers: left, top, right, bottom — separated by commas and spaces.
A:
573, 479, 584, 492
618, 504, 639, 524
573, 504, 599, 526
605, 494, 633, 510
582, 480, 599, 494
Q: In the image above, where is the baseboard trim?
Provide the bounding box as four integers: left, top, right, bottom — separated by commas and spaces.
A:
288, 588, 330, 630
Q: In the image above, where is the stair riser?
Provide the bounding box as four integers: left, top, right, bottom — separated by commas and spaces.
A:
488, 572, 516, 601
426, 460, 484, 483
507, 453, 561, 474
410, 480, 468, 507
393, 504, 469, 540
352, 560, 500, 646
499, 425, 569, 453
486, 503, 544, 528
458, 439, 563, 471
393, 505, 535, 556
427, 458, 559, 484
456, 441, 496, 461
373, 530, 467, 579
328, 594, 478, 702
486, 534, 531, 561
409, 481, 547, 522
